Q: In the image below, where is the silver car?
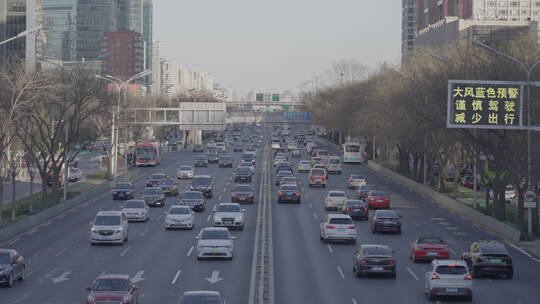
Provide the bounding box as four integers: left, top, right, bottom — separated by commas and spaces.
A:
122, 200, 149, 222
347, 174, 367, 189
213, 203, 245, 230
90, 211, 129, 245
425, 260, 473, 301
196, 227, 235, 260
177, 165, 194, 179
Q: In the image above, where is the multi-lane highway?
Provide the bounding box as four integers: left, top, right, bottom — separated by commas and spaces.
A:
1, 122, 540, 303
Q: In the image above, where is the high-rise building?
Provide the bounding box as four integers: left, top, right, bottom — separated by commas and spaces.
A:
42, 0, 77, 61
402, 0, 416, 59
0, 0, 28, 62
101, 30, 144, 81
25, 0, 43, 72
76, 0, 115, 61
142, 0, 152, 72
161, 60, 178, 96
151, 41, 160, 95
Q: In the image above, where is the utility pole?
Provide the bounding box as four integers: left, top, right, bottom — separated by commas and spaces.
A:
64, 120, 69, 200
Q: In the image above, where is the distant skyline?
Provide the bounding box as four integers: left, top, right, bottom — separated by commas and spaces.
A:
154, 0, 401, 96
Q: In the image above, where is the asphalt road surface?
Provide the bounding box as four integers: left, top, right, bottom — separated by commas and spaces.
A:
1, 123, 540, 304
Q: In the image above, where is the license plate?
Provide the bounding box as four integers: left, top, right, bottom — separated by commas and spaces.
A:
427, 252, 438, 256
446, 288, 458, 293
353, 209, 361, 212
337, 228, 346, 231
211, 250, 221, 254
377, 200, 383, 202
490, 259, 502, 263
371, 267, 383, 271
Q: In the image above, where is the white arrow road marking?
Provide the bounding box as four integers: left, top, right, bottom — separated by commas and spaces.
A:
171, 270, 182, 284
52, 270, 72, 284
205, 271, 223, 284
132, 270, 146, 283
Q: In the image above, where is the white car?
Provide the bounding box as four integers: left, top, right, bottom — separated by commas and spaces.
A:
68, 168, 83, 182
298, 160, 311, 173
347, 174, 367, 189
165, 205, 194, 230
238, 161, 255, 174
319, 214, 356, 244
196, 227, 235, 260
425, 260, 473, 301
177, 165, 194, 179
90, 211, 128, 245
271, 141, 281, 149
324, 191, 347, 210
213, 203, 245, 230
122, 200, 149, 222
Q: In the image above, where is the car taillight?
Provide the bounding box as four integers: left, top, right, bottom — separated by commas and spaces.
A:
326, 225, 336, 229
346, 207, 352, 211
364, 208, 368, 211
347, 226, 355, 229
278, 191, 284, 195
295, 192, 301, 196
387, 259, 396, 265
359, 258, 368, 264
431, 273, 440, 280
325, 198, 330, 202
464, 273, 472, 280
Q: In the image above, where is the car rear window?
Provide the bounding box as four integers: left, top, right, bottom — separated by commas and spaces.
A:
233, 185, 252, 192
418, 237, 444, 244
311, 169, 325, 175
436, 265, 467, 275
169, 207, 190, 215
94, 215, 121, 226
201, 230, 230, 240
363, 246, 392, 256
92, 279, 129, 291
376, 210, 398, 218
345, 200, 366, 207
329, 159, 341, 164
329, 192, 346, 197
217, 205, 241, 212
329, 218, 353, 224
370, 192, 385, 197
280, 185, 298, 191
144, 189, 162, 195
179, 166, 192, 170
183, 192, 203, 199
351, 175, 364, 179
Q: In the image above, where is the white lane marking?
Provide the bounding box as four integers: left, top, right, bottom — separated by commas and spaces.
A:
313, 213, 318, 220
222, 188, 226, 193
438, 222, 451, 226
207, 214, 212, 222
43, 221, 53, 227
218, 195, 223, 200
532, 257, 540, 263
430, 217, 445, 221
156, 215, 163, 221
352, 299, 358, 304
132, 270, 146, 283
27, 229, 38, 236
8, 238, 20, 245
308, 202, 313, 208
55, 246, 70, 257
171, 270, 182, 284
337, 266, 345, 279
187, 246, 194, 257
446, 239, 457, 244
120, 246, 131, 257
506, 243, 532, 258
70, 208, 79, 213
304, 193, 309, 199
326, 244, 333, 253
487, 278, 493, 282
226, 182, 230, 186
51, 270, 72, 284
453, 231, 468, 236
139, 228, 150, 237
406, 267, 419, 280
444, 227, 458, 231
6, 291, 31, 304
57, 214, 65, 219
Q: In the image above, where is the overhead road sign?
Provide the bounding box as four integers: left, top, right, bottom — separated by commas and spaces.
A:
447, 80, 524, 130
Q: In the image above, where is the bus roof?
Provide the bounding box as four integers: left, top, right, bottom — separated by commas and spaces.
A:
136, 142, 158, 147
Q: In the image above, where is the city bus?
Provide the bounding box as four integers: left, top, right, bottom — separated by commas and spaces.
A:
134, 142, 160, 167
342, 142, 365, 164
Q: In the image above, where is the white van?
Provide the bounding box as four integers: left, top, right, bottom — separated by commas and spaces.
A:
327, 156, 342, 174
90, 211, 129, 245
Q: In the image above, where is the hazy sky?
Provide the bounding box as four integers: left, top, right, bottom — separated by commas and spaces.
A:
154, 0, 401, 97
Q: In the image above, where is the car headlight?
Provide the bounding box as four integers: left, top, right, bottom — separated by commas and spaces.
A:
225, 244, 233, 248
122, 294, 131, 303
87, 294, 95, 302
214, 216, 222, 222
0, 268, 9, 275
235, 216, 242, 222
115, 228, 123, 233
91, 228, 97, 233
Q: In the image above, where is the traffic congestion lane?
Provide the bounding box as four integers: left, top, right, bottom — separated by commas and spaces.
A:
298, 135, 540, 303
0, 144, 262, 304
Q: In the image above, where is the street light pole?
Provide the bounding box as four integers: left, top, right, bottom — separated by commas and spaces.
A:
473, 41, 540, 234
0, 25, 41, 46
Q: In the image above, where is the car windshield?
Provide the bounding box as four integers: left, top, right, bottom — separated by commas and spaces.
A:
280, 185, 298, 191
217, 205, 241, 212
436, 265, 467, 275
179, 166, 192, 171
282, 177, 297, 182
0, 253, 10, 264
179, 295, 221, 304
329, 159, 340, 164
329, 218, 353, 224
169, 207, 190, 215
363, 246, 392, 257
329, 192, 346, 197
277, 171, 293, 177
370, 192, 385, 197
92, 279, 129, 291
144, 189, 162, 195
233, 185, 252, 192
418, 237, 444, 244
150, 174, 165, 180
318, 151, 329, 156
311, 169, 325, 175
201, 230, 230, 240
94, 215, 121, 226
376, 210, 398, 218
124, 201, 145, 208
242, 154, 253, 159
115, 184, 132, 189
351, 175, 364, 179
183, 192, 203, 199
192, 177, 211, 186
160, 180, 176, 185
237, 168, 251, 173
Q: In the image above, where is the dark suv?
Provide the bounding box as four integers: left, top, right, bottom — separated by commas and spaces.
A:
218, 156, 233, 168
190, 175, 213, 198
371, 210, 401, 234
462, 241, 513, 279
234, 167, 253, 183
0, 249, 25, 287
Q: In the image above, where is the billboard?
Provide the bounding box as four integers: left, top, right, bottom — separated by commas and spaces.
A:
447, 80, 524, 129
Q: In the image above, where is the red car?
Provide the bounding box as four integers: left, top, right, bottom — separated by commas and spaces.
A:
231, 184, 254, 204
366, 191, 390, 209
410, 236, 450, 262
86, 274, 139, 304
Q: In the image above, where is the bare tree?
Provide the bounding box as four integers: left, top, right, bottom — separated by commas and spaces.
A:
325, 59, 368, 86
